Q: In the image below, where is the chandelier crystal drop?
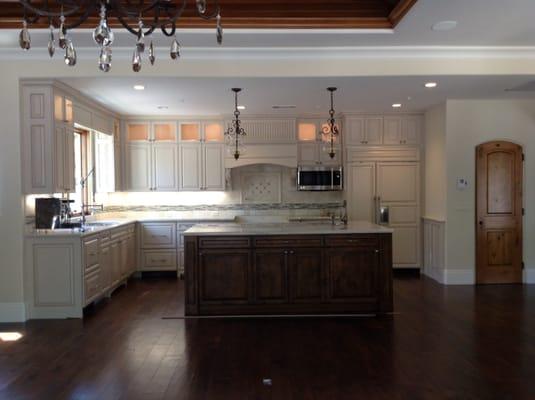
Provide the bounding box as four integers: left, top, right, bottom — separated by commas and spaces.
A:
47, 24, 55, 57
216, 13, 223, 45
149, 41, 155, 65
136, 20, 145, 53
322, 87, 340, 159
225, 88, 247, 161
132, 46, 142, 72
17, 0, 223, 71
196, 0, 207, 14
64, 39, 77, 66
58, 14, 67, 49
93, 4, 114, 47
19, 19, 31, 50
170, 36, 180, 60
98, 46, 112, 72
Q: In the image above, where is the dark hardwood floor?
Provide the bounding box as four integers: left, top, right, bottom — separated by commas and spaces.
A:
1, 274, 534, 400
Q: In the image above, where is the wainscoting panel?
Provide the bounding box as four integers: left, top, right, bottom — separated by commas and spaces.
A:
423, 217, 445, 283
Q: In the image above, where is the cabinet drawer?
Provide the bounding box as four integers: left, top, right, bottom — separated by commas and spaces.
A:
198, 236, 250, 249
83, 238, 99, 268
254, 236, 323, 248
142, 250, 177, 270
84, 269, 101, 303
141, 223, 176, 248
324, 235, 379, 248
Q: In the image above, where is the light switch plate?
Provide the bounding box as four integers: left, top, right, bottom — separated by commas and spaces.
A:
456, 178, 468, 191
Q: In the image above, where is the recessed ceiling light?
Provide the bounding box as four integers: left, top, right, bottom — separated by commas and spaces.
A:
237, 105, 246, 110
425, 82, 438, 88
431, 21, 458, 32
392, 103, 402, 108
133, 84, 145, 91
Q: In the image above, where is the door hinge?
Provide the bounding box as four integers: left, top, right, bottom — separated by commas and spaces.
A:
522, 153, 525, 161
522, 208, 525, 216
522, 262, 525, 270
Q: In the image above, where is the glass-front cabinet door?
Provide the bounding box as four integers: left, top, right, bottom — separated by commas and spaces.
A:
203, 122, 224, 143
126, 122, 150, 142
152, 122, 177, 142
179, 122, 201, 142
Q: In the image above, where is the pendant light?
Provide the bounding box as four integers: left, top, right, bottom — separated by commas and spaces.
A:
225, 88, 247, 160
321, 87, 340, 159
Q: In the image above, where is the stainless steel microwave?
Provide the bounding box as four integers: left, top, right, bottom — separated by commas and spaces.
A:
297, 166, 343, 191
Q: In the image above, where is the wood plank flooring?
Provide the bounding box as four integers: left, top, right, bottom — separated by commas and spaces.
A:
0, 274, 534, 399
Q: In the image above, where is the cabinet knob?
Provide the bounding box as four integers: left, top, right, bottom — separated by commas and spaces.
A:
375, 249, 380, 253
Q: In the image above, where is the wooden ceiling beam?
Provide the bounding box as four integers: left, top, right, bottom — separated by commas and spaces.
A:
0, 0, 417, 29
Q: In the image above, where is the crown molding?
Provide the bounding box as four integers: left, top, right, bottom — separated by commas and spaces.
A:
4, 46, 535, 61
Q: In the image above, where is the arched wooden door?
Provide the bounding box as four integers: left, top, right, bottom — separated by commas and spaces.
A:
476, 141, 523, 284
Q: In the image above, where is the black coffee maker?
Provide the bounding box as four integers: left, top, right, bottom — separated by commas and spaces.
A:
35, 198, 74, 229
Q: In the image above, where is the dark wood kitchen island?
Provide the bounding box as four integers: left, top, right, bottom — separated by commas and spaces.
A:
184, 222, 393, 316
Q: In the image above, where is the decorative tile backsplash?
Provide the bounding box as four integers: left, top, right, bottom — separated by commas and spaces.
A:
241, 171, 282, 203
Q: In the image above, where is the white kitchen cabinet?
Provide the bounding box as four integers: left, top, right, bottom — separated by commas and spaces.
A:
152, 144, 179, 191
21, 84, 76, 194
297, 120, 342, 166
345, 117, 383, 146
139, 222, 178, 273
180, 143, 202, 190
125, 142, 178, 192
126, 143, 152, 191
383, 116, 421, 145
24, 223, 137, 319
346, 161, 420, 269
204, 144, 225, 190
124, 122, 178, 191
180, 142, 224, 191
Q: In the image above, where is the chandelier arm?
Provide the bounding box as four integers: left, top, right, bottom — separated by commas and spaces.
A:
65, 4, 95, 30
197, 0, 221, 20
19, 0, 81, 18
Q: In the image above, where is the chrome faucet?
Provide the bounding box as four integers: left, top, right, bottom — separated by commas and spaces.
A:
340, 200, 348, 225
80, 167, 95, 228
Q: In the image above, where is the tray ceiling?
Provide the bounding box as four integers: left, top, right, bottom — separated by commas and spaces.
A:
0, 0, 417, 29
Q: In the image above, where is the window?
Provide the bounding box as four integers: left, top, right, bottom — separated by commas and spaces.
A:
71, 128, 93, 215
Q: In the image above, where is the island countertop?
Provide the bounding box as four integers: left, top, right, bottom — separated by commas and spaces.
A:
184, 220, 393, 236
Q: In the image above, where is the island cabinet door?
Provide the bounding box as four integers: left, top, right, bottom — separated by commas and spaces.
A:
325, 247, 379, 303
198, 249, 252, 305
253, 249, 288, 304
288, 248, 324, 303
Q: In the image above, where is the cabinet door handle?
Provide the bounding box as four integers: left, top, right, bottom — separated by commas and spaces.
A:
375, 249, 380, 253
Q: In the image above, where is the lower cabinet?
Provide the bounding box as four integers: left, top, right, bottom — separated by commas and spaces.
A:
25, 222, 138, 319
186, 234, 393, 316
199, 249, 251, 304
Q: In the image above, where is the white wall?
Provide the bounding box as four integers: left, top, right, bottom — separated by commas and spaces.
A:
445, 99, 535, 283
424, 104, 447, 221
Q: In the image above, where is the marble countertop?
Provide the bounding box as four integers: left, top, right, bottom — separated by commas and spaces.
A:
184, 221, 393, 236
25, 216, 237, 238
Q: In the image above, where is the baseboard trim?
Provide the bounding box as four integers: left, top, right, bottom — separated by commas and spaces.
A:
422, 268, 445, 284
0, 302, 27, 323
523, 268, 535, 284
443, 268, 475, 285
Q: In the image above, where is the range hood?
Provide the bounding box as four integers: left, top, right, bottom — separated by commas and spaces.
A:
224, 144, 297, 168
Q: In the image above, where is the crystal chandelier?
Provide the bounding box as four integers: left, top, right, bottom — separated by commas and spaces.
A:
321, 87, 340, 159
225, 88, 246, 161
17, 0, 223, 72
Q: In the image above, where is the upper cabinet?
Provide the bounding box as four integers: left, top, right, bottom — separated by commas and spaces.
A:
345, 115, 421, 147
54, 91, 73, 126
179, 121, 224, 143
126, 122, 151, 142
297, 120, 341, 166
21, 84, 75, 194
383, 116, 421, 145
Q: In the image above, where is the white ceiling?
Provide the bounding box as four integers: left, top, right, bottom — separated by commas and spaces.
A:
60, 75, 535, 116
2, 0, 535, 50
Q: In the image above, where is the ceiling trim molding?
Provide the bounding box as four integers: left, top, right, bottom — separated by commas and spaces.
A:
4, 46, 535, 61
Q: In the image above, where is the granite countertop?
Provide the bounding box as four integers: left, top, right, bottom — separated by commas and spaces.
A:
184, 221, 394, 236
26, 215, 237, 238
